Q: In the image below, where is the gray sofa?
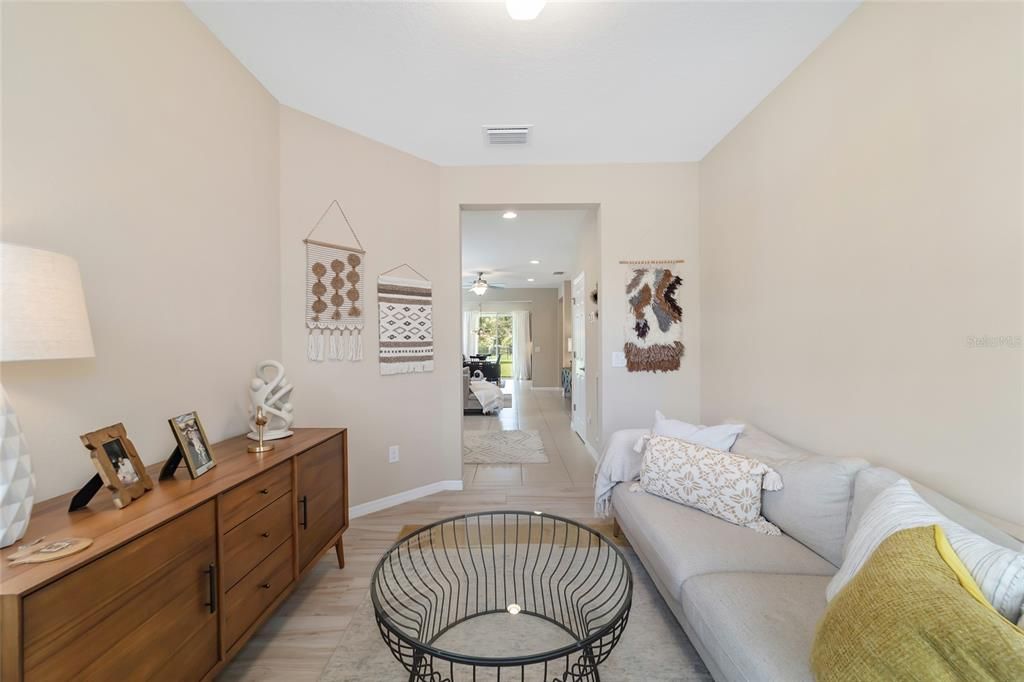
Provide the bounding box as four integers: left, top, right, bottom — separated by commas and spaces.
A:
608, 422, 1023, 682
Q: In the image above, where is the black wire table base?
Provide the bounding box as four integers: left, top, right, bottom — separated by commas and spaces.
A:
371, 511, 633, 682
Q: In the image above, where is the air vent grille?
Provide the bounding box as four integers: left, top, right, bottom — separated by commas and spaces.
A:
552, 271, 565, 276
483, 125, 532, 145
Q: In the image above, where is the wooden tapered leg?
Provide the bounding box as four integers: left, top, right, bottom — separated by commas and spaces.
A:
335, 537, 345, 569
612, 518, 621, 538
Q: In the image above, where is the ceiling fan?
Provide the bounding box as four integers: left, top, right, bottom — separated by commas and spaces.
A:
462, 272, 506, 296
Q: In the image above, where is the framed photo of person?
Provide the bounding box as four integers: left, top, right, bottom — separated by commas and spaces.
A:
168, 411, 216, 478
79, 423, 154, 509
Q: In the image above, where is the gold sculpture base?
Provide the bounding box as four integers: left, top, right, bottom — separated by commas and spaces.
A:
247, 442, 275, 454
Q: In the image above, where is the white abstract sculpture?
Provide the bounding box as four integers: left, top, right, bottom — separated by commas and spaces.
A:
247, 361, 294, 441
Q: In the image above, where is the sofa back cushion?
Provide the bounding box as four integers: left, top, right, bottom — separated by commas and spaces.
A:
728, 421, 869, 567
847, 467, 1023, 553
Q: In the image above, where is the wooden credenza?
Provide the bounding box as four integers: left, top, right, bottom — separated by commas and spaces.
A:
0, 427, 348, 681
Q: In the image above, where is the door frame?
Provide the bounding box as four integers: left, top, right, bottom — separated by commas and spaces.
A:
571, 271, 587, 441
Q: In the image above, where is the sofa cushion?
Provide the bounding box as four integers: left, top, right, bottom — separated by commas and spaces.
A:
847, 467, 1023, 553
611, 484, 836, 604
726, 420, 869, 567
681, 572, 830, 682
640, 436, 782, 535
727, 421, 812, 464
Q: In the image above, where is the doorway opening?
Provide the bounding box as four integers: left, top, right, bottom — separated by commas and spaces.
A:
459, 204, 601, 489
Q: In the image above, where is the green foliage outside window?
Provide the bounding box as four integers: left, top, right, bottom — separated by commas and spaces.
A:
476, 313, 513, 378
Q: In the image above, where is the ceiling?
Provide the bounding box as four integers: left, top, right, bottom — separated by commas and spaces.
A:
187, 1, 858, 166
462, 207, 592, 290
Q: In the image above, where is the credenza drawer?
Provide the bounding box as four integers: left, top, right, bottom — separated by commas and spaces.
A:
22, 502, 218, 681
223, 537, 293, 649
222, 491, 293, 589
220, 461, 291, 530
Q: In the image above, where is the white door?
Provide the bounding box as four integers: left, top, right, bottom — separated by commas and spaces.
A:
571, 272, 586, 440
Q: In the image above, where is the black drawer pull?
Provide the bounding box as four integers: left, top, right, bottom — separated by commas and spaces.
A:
300, 495, 309, 529
204, 563, 217, 613
261, 582, 271, 590
261, 531, 271, 538
259, 488, 270, 495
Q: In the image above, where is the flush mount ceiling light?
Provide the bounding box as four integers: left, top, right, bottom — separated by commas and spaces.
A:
470, 272, 489, 296
507, 603, 522, 615
529, 259, 540, 264
506, 0, 545, 21
502, 211, 518, 220
527, 278, 535, 282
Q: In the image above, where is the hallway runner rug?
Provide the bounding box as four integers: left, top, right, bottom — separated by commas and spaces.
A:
463, 430, 548, 464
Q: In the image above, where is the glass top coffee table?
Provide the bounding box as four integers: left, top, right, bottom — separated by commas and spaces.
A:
371, 511, 632, 682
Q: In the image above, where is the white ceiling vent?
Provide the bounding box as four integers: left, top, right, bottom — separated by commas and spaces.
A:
483, 125, 532, 145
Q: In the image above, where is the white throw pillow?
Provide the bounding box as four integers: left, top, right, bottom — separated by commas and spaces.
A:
827, 479, 1024, 623
639, 435, 782, 535
633, 411, 744, 453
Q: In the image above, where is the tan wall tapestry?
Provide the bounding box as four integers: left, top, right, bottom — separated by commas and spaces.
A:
378, 266, 433, 375
624, 266, 684, 372
304, 200, 365, 361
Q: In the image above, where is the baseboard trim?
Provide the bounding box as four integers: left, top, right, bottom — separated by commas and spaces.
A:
531, 387, 563, 392
350, 479, 464, 519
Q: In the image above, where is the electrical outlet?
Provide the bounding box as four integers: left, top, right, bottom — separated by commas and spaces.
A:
388, 445, 400, 463
535, 345, 541, 353
611, 351, 626, 368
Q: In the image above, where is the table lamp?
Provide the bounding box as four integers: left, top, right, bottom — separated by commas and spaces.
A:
0, 243, 95, 548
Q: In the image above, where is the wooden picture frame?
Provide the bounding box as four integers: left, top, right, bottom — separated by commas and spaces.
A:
80, 423, 154, 509
168, 411, 216, 478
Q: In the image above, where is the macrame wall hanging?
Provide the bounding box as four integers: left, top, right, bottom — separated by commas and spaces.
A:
622, 258, 685, 372
377, 264, 433, 376
304, 200, 366, 362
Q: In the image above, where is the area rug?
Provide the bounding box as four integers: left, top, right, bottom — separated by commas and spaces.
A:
463, 430, 548, 464
318, 550, 711, 681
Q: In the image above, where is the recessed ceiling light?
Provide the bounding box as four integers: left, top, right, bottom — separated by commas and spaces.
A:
529, 259, 540, 264
527, 278, 535, 282
502, 211, 517, 220
506, 0, 545, 21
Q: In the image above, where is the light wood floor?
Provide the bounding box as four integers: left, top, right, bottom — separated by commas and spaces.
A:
221, 381, 599, 681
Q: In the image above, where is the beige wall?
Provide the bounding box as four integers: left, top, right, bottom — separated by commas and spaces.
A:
441, 164, 701, 461
462, 288, 560, 388
700, 2, 1023, 524
1, 1, 281, 500
279, 107, 452, 506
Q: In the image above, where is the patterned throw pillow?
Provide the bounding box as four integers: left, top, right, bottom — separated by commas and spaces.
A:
639, 436, 783, 535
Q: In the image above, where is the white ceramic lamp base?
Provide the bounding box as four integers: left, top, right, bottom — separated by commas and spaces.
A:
0, 385, 35, 549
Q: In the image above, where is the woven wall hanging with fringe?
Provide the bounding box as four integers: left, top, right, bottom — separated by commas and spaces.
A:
624, 266, 684, 372
304, 200, 365, 362
377, 264, 433, 376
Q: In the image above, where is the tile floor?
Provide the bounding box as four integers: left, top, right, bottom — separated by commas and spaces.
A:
462, 380, 596, 488
220, 381, 598, 681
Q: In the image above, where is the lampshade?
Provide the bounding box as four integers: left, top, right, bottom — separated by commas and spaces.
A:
0, 243, 95, 361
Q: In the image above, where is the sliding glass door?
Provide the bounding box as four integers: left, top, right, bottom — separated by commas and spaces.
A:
475, 313, 513, 379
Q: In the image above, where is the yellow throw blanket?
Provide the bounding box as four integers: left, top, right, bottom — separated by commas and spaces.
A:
812, 525, 1024, 680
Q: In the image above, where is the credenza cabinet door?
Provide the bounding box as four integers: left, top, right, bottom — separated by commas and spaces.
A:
21, 502, 219, 681
296, 435, 345, 571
